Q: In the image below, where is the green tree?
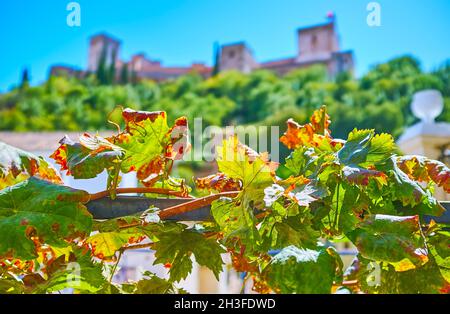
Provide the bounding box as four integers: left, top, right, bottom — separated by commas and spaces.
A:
108, 48, 117, 84
96, 46, 108, 85
20, 68, 30, 90
120, 64, 129, 85
212, 42, 220, 76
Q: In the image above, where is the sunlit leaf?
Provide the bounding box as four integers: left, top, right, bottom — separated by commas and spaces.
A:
0, 141, 62, 190
211, 196, 259, 245
216, 135, 277, 207
397, 155, 450, 193
348, 254, 449, 294
387, 156, 445, 216
133, 271, 184, 294
342, 165, 387, 186
337, 129, 395, 166
263, 245, 343, 293
51, 134, 124, 179
114, 108, 190, 185
153, 229, 224, 282
347, 214, 428, 271
195, 172, 241, 193
86, 232, 145, 260
279, 106, 338, 151
0, 177, 92, 260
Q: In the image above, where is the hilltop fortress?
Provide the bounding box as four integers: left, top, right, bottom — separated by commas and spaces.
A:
50, 16, 354, 81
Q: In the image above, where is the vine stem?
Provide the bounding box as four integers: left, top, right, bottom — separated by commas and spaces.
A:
109, 250, 123, 283
240, 272, 250, 294
159, 191, 239, 219
332, 182, 341, 230
118, 191, 240, 229
334, 280, 359, 287
88, 187, 193, 202
120, 242, 155, 252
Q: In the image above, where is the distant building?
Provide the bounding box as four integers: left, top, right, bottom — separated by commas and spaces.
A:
87, 33, 121, 72
127, 53, 211, 81
49, 15, 353, 81
49, 65, 84, 79
220, 16, 354, 77
219, 42, 259, 74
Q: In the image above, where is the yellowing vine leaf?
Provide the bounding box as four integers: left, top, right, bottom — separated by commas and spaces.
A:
0, 141, 62, 190
396, 155, 450, 193
86, 232, 145, 260
113, 108, 190, 186
342, 166, 388, 186
216, 135, 277, 207
51, 134, 124, 179
310, 106, 331, 136
280, 106, 341, 151
195, 172, 242, 193
50, 108, 190, 191
388, 156, 445, 216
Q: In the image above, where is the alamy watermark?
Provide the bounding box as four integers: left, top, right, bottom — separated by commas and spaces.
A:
169, 118, 280, 164
367, 2, 381, 27
66, 2, 81, 27
366, 261, 381, 287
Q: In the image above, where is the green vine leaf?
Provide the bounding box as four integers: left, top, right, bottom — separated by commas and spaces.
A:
284, 147, 320, 177
260, 213, 320, 250
133, 271, 186, 294
263, 245, 343, 294
338, 129, 395, 167
0, 177, 92, 260
116, 111, 170, 178
347, 214, 429, 271
153, 229, 225, 282
31, 247, 109, 294
427, 228, 450, 283
348, 254, 449, 294
211, 196, 259, 246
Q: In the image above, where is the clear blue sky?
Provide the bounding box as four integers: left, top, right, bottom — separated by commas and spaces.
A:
1, 0, 449, 92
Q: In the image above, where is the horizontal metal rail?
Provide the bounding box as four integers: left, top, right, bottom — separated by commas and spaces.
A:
86, 196, 450, 223
87, 196, 213, 221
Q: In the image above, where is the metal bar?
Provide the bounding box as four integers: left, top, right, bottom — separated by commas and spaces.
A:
87, 196, 213, 221
86, 196, 450, 223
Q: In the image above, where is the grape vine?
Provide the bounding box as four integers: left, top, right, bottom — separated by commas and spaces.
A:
0, 106, 448, 294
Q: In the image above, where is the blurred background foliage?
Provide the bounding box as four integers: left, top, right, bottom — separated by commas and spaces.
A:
0, 55, 448, 141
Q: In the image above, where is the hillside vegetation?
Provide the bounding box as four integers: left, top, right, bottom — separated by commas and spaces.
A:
0, 56, 448, 140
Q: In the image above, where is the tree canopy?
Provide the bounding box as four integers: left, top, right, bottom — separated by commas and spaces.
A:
0, 55, 448, 140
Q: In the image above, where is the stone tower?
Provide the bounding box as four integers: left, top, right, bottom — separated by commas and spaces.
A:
296, 18, 340, 63
219, 42, 258, 73
296, 16, 354, 76
87, 33, 121, 72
